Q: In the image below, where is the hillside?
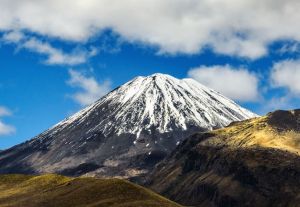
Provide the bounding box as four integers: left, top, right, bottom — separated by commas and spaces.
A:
0, 174, 182, 207
147, 110, 300, 207
192, 109, 300, 154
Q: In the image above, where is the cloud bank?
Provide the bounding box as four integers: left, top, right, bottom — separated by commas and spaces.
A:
1, 0, 300, 59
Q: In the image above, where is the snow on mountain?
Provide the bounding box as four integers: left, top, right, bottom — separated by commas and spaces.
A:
54, 73, 255, 136
0, 73, 257, 179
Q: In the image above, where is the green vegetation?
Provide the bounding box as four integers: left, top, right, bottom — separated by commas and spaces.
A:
0, 174, 182, 207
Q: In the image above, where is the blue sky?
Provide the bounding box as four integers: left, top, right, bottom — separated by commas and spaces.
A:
0, 1, 300, 149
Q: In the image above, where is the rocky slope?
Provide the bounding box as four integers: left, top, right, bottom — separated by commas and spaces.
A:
0, 73, 256, 179
0, 174, 182, 207
147, 110, 300, 207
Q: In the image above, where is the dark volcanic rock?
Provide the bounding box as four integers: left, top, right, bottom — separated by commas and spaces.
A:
267, 109, 300, 132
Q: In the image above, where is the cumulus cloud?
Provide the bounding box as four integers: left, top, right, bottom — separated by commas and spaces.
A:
67, 70, 111, 106
0, 106, 15, 136
0, 0, 300, 59
1, 31, 97, 65
271, 59, 300, 94
188, 65, 259, 102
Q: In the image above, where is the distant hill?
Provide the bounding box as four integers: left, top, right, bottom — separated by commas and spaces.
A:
147, 110, 300, 207
0, 174, 182, 207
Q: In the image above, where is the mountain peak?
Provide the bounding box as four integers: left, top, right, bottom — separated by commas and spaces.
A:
148, 73, 170, 77
132, 73, 171, 79
0, 73, 257, 178
87, 73, 257, 136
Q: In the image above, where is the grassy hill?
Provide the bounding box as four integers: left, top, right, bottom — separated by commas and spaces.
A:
147, 110, 300, 207
198, 109, 300, 154
0, 174, 182, 207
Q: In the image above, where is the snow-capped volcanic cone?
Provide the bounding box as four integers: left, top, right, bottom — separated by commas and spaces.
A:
0, 73, 257, 178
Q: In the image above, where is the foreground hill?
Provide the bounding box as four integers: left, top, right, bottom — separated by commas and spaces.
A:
0, 73, 255, 179
0, 174, 182, 207
147, 110, 300, 207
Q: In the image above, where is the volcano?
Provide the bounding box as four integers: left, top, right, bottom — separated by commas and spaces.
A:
0, 73, 256, 179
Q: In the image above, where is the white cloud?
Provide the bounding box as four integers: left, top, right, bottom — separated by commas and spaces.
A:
0, 121, 15, 136
67, 70, 111, 106
188, 65, 259, 102
1, 31, 97, 65
0, 106, 11, 117
271, 59, 300, 94
2, 30, 25, 43
1, 0, 300, 59
0, 106, 15, 136
22, 38, 97, 65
